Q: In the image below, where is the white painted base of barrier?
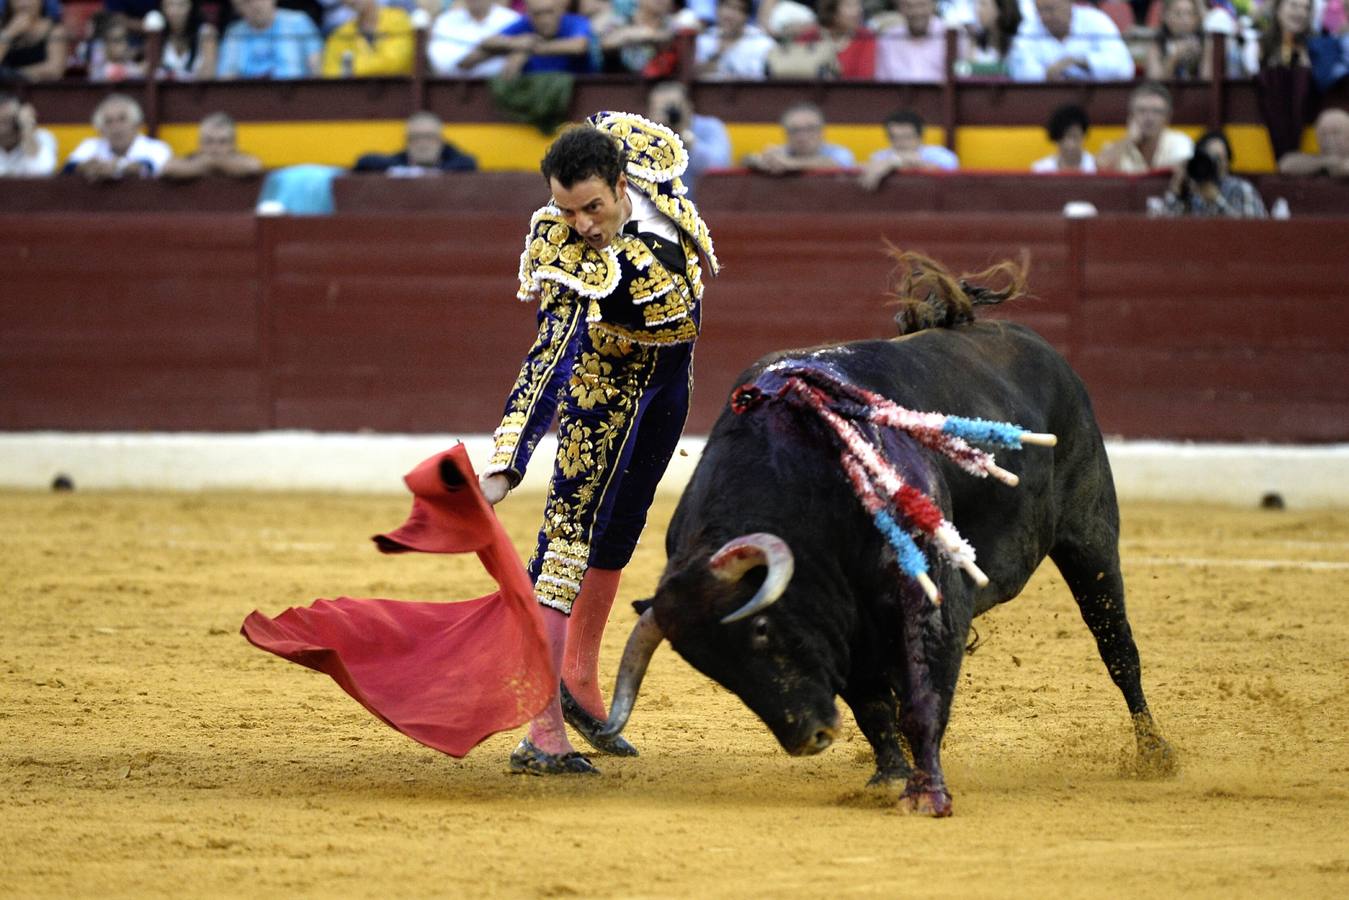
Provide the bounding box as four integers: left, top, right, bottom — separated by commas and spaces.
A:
0, 432, 1345, 508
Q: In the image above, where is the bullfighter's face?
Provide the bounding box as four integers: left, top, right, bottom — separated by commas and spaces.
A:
549, 173, 630, 251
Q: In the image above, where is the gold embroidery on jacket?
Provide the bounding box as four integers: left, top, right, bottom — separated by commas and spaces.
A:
591, 318, 698, 346
518, 208, 621, 301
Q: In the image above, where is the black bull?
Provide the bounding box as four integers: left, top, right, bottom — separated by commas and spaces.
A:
600, 321, 1176, 816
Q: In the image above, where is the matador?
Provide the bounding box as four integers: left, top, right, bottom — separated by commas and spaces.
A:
478, 112, 718, 775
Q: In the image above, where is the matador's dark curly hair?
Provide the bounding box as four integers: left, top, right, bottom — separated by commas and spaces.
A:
540, 125, 628, 190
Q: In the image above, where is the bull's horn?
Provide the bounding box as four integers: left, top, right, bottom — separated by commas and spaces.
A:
710, 533, 795, 624
598, 608, 664, 740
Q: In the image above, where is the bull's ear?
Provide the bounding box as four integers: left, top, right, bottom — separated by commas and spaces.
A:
631, 598, 653, 615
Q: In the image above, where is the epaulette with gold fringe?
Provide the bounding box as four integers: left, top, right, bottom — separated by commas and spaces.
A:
516, 206, 622, 302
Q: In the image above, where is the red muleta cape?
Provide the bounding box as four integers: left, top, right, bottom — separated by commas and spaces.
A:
240, 444, 552, 758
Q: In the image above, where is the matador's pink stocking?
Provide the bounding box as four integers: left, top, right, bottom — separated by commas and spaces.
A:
562, 567, 622, 719
526, 605, 575, 756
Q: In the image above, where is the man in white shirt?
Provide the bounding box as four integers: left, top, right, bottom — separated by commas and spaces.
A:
0, 94, 57, 177
1007, 0, 1135, 82
694, 0, 775, 80
1097, 82, 1194, 174
428, 0, 523, 77
64, 94, 172, 181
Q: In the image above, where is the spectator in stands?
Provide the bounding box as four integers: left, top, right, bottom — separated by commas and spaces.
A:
63, 93, 172, 180
1278, 106, 1349, 177
157, 0, 220, 81
578, 0, 623, 68
217, 1, 333, 36
1161, 127, 1267, 216
352, 110, 477, 175
1031, 102, 1094, 172
756, 1, 819, 43
1006, 0, 1135, 81
875, 0, 948, 81
1256, 0, 1316, 161
103, 0, 160, 33
1321, 0, 1348, 33
1260, 0, 1313, 69
321, 0, 414, 76
0, 0, 67, 82
694, 0, 774, 80
744, 101, 855, 174
594, 0, 678, 76
428, 0, 523, 77
1199, 0, 1258, 77
859, 108, 958, 190
1145, 0, 1211, 80
685, 0, 716, 28
1097, 82, 1194, 173
459, 0, 595, 77
88, 13, 146, 82
781, 0, 877, 79
0, 91, 55, 175
161, 111, 264, 180
646, 79, 731, 187
957, 0, 1022, 77
217, 0, 324, 79
310, 0, 355, 35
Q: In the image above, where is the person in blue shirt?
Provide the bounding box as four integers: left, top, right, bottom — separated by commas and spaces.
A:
743, 101, 856, 175
459, 0, 596, 77
646, 80, 732, 193
217, 0, 323, 79
859, 109, 960, 191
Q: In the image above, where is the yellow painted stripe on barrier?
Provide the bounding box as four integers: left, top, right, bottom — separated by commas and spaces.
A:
45, 120, 1297, 175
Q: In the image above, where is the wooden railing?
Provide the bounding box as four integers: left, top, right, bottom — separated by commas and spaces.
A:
2, 191, 1345, 442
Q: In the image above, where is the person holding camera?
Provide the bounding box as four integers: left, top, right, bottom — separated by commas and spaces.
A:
646, 80, 731, 192
1162, 129, 1268, 218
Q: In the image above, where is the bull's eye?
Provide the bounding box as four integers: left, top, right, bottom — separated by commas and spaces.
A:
750, 615, 771, 650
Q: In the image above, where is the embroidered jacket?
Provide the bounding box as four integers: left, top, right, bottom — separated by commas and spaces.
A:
487, 111, 718, 484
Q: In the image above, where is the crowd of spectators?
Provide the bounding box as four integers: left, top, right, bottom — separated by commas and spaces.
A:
0, 0, 1343, 85
1, 1, 1347, 214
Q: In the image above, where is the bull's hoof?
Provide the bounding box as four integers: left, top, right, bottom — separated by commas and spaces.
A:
899, 787, 953, 817
1133, 731, 1179, 779
1132, 713, 1179, 779
899, 773, 953, 817
560, 682, 639, 757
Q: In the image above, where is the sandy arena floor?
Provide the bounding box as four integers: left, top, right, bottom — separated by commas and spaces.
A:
2, 488, 1347, 898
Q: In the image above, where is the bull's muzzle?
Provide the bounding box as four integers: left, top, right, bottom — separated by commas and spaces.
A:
789, 710, 841, 756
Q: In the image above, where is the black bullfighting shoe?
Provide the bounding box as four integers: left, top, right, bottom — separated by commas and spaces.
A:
508, 738, 599, 776
560, 682, 639, 757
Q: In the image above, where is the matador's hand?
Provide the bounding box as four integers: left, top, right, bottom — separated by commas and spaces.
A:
479, 473, 511, 506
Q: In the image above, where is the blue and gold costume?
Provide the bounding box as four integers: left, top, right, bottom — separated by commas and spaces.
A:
486, 111, 719, 614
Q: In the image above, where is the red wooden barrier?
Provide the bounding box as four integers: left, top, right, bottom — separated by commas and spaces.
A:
1, 206, 1344, 442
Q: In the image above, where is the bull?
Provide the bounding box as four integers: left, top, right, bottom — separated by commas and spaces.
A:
600, 254, 1175, 816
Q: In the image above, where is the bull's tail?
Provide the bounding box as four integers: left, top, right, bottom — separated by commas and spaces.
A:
886, 248, 1028, 335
